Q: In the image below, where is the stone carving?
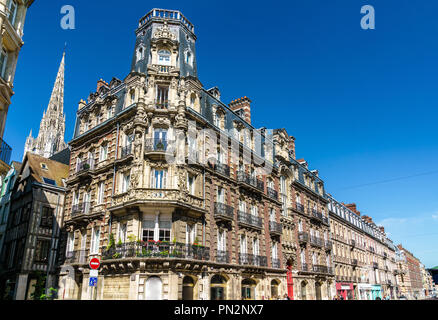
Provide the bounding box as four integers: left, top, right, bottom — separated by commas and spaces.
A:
153, 21, 177, 41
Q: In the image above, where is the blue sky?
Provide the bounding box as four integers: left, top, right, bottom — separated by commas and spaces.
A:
5, 0, 438, 267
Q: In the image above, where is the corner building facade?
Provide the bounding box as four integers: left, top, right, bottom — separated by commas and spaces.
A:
58, 9, 286, 300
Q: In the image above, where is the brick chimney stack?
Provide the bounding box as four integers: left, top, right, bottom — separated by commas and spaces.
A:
345, 203, 361, 216
97, 79, 109, 92
229, 96, 252, 124
362, 215, 373, 223
379, 226, 385, 233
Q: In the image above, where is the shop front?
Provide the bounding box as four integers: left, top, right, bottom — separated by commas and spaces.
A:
336, 282, 354, 300
371, 285, 383, 300
357, 283, 372, 300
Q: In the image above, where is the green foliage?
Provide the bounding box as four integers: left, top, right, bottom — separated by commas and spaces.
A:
29, 271, 46, 300
106, 233, 115, 250
127, 234, 137, 243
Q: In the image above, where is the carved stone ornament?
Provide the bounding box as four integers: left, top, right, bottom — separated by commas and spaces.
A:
153, 21, 177, 41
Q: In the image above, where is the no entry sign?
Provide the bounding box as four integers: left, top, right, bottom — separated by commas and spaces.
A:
89, 258, 100, 270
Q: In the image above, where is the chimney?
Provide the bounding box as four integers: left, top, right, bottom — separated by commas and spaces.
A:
97, 79, 109, 92
311, 170, 319, 177
229, 96, 252, 124
344, 203, 361, 216
379, 226, 385, 233
362, 215, 372, 223
297, 159, 308, 168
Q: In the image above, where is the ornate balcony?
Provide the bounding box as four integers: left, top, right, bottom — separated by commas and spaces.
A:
238, 253, 268, 267
216, 250, 230, 263
271, 258, 281, 269
310, 209, 323, 222
267, 187, 278, 200
310, 236, 323, 248
120, 145, 133, 158
208, 161, 230, 178
65, 250, 88, 264
144, 138, 175, 159
236, 171, 264, 193
269, 221, 283, 236
75, 159, 95, 176
102, 242, 210, 261
294, 203, 305, 214
298, 232, 309, 243
213, 202, 234, 221
312, 265, 332, 274
71, 202, 91, 217
237, 211, 263, 230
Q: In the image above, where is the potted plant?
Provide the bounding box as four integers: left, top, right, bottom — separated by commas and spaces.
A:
156, 140, 165, 150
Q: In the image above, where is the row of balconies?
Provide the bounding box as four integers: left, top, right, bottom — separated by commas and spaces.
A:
298, 232, 332, 251
300, 263, 334, 275
293, 203, 329, 225
65, 243, 282, 269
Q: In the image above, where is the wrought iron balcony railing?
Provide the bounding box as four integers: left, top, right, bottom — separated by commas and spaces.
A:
310, 236, 324, 248
352, 259, 358, 266
214, 202, 234, 221
295, 203, 305, 213
311, 209, 323, 222
120, 145, 133, 158
144, 138, 175, 153
208, 161, 230, 177
298, 232, 309, 243
76, 159, 94, 173
267, 187, 278, 200
373, 262, 379, 269
102, 242, 210, 261
313, 264, 331, 274
237, 211, 263, 229
71, 202, 91, 217
351, 239, 356, 247
238, 253, 268, 267
0, 137, 12, 165
269, 221, 283, 235
216, 250, 230, 263
301, 263, 308, 272
236, 171, 264, 192
324, 240, 333, 251
65, 250, 88, 264
271, 258, 281, 269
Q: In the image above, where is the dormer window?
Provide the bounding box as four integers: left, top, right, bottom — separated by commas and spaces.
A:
7, 0, 18, 27
158, 49, 171, 66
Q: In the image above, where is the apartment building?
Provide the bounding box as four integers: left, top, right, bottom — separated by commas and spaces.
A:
57, 9, 286, 300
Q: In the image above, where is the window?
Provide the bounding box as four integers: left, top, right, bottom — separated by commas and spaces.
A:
142, 220, 155, 242
240, 235, 247, 254
239, 200, 246, 213
118, 223, 127, 244
97, 182, 105, 204
153, 129, 168, 150
0, 48, 8, 79
251, 205, 258, 217
121, 172, 130, 192
300, 250, 306, 265
66, 232, 74, 254
40, 206, 54, 228
217, 187, 224, 204
99, 144, 108, 161
214, 112, 221, 128
186, 224, 196, 244
151, 169, 167, 189
187, 174, 195, 195
7, 0, 18, 27
35, 240, 51, 263
159, 220, 171, 242
270, 208, 275, 222
186, 51, 192, 66
271, 242, 278, 260
253, 238, 259, 256
158, 49, 171, 65
217, 230, 226, 251
90, 227, 100, 254
280, 176, 287, 216
42, 178, 56, 186
298, 220, 303, 232
107, 106, 113, 119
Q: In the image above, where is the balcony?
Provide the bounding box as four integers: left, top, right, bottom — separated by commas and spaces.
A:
352, 259, 358, 266
310, 209, 323, 222
368, 246, 375, 253
322, 215, 330, 225
271, 258, 281, 269
310, 236, 323, 248
76, 159, 95, 174
269, 221, 283, 236
0, 137, 12, 165
144, 138, 175, 159
383, 252, 388, 259
351, 239, 356, 247
120, 145, 133, 158
301, 263, 308, 272
237, 211, 263, 230
214, 202, 234, 221
236, 171, 264, 193
208, 161, 230, 178
294, 203, 305, 214
238, 253, 268, 267
65, 250, 88, 264
102, 242, 210, 261
71, 202, 91, 218
155, 99, 169, 109
373, 262, 379, 269
298, 232, 309, 243
313, 265, 331, 274
267, 187, 278, 200
216, 250, 230, 263
324, 240, 333, 251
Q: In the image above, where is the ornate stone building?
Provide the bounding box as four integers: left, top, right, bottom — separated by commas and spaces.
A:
274, 129, 335, 300
24, 51, 67, 159
58, 9, 286, 300
0, 0, 34, 176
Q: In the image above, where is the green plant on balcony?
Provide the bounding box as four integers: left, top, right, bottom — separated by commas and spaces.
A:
116, 239, 123, 247
127, 234, 137, 243
83, 163, 90, 170
156, 140, 165, 150
159, 250, 169, 257
106, 233, 115, 250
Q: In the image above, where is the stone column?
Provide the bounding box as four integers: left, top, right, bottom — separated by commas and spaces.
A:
15, 274, 28, 300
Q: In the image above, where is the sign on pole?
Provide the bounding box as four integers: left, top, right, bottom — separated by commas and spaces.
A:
89, 258, 100, 270
90, 269, 98, 278
89, 277, 98, 287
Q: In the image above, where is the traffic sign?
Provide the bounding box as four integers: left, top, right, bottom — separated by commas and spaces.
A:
90, 269, 98, 278
89, 277, 98, 287
89, 258, 100, 270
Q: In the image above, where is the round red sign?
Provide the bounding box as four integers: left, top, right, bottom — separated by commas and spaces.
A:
89, 258, 100, 270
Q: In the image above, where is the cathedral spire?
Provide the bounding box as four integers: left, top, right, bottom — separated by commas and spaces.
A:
24, 50, 67, 159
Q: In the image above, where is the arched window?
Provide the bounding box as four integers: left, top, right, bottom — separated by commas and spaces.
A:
271, 280, 279, 298
145, 276, 162, 300
182, 276, 195, 300
158, 49, 171, 65
210, 275, 227, 300
186, 51, 192, 66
